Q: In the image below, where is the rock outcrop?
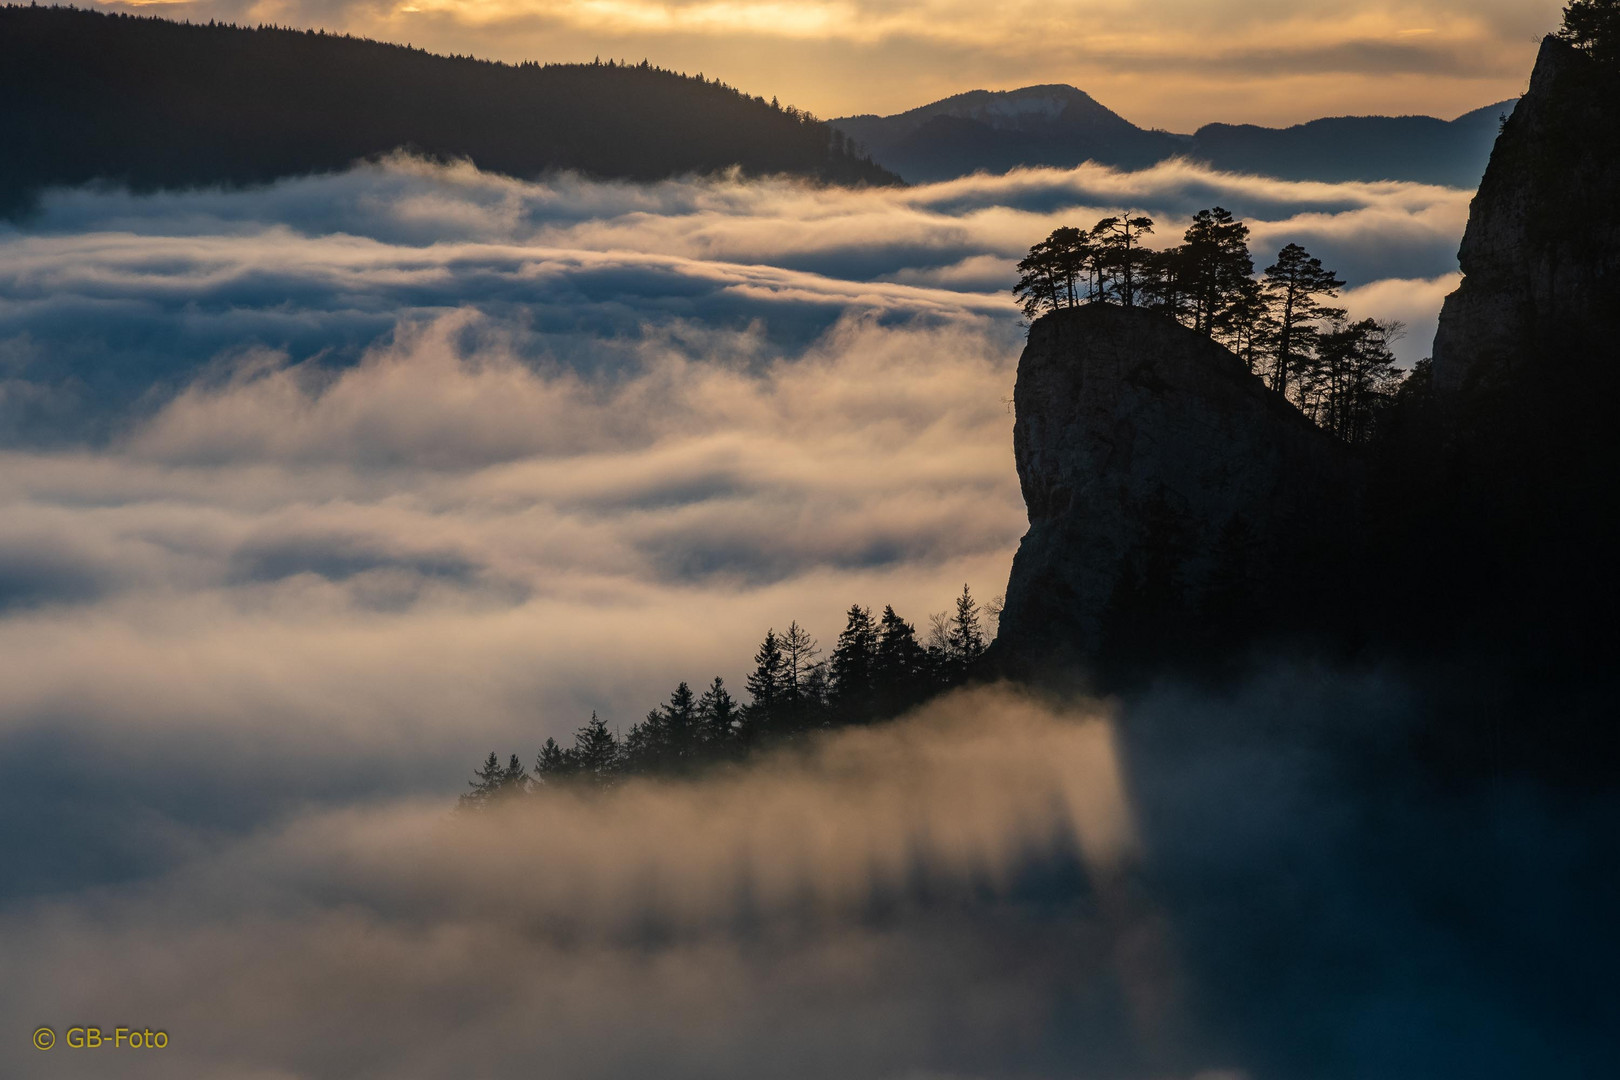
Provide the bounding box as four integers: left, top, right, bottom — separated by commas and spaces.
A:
993, 36, 1620, 688
1432, 36, 1620, 405
994, 304, 1358, 680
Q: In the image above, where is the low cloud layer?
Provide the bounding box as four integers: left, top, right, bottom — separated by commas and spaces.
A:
0, 157, 1470, 897
6, 683, 1610, 1079
3, 158, 1613, 1078
2, 155, 1465, 443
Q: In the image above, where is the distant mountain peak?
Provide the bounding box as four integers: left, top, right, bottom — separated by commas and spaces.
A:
884, 84, 1132, 135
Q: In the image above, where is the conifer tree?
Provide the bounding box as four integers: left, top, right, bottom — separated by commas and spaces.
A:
500, 752, 530, 795
829, 604, 879, 718
1561, 0, 1620, 64
948, 584, 987, 665
1262, 243, 1346, 399
572, 711, 621, 787
743, 628, 786, 741
697, 676, 738, 747
1091, 215, 1156, 306
459, 750, 507, 810
1181, 207, 1257, 341
874, 604, 928, 716
662, 681, 701, 763
534, 737, 574, 785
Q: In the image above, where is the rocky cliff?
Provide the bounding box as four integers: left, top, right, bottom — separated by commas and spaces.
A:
1432, 36, 1620, 404
994, 35, 1620, 688
994, 305, 1359, 681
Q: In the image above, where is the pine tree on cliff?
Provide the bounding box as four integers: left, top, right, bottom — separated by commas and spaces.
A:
1181, 208, 1259, 342
1261, 244, 1346, 398
1560, 0, 1620, 64
1299, 318, 1405, 444
1014, 228, 1092, 317
1091, 215, 1156, 306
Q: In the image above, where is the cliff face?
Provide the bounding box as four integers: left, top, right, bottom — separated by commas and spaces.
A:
1432, 36, 1620, 403
995, 37, 1620, 688
995, 305, 1358, 679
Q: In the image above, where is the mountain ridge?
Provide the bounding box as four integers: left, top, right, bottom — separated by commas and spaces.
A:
834, 84, 1518, 186
0, 6, 898, 216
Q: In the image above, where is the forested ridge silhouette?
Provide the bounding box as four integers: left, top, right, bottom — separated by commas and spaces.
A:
460, 585, 994, 804
0, 4, 897, 214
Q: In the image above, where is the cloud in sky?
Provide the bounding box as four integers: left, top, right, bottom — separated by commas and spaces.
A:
91, 0, 1563, 127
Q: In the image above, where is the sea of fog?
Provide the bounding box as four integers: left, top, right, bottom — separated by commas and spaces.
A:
4, 158, 1608, 1079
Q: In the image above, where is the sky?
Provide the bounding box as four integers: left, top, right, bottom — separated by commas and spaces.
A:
89, 0, 1566, 126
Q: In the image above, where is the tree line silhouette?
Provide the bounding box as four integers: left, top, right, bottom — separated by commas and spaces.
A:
1013, 209, 1405, 445
460, 585, 993, 807
0, 5, 897, 216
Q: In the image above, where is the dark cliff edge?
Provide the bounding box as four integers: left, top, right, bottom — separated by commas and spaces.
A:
994, 305, 1360, 684
991, 38, 1620, 763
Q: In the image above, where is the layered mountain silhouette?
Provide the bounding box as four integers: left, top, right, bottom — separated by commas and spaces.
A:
0, 6, 897, 215
833, 84, 1516, 187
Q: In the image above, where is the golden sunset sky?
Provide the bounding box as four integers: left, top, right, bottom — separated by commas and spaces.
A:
96, 0, 1564, 127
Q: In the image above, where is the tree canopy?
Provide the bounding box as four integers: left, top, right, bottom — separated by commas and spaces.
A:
1013, 209, 1404, 446
462, 584, 1000, 802
1561, 0, 1620, 65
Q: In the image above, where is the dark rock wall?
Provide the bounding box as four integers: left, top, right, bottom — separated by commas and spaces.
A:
995, 305, 1358, 680
1432, 36, 1620, 404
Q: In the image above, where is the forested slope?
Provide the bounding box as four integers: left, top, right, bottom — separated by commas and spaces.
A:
0, 6, 897, 213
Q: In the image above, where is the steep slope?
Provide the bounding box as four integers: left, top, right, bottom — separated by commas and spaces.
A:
1431, 37, 1620, 402
992, 35, 1620, 693
0, 6, 897, 214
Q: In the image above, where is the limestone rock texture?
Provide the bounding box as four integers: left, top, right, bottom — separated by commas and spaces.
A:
993, 304, 1357, 679
1432, 36, 1620, 405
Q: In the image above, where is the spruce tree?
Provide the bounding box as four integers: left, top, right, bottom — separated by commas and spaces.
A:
697, 676, 738, 748
500, 753, 530, 796
572, 711, 621, 787
743, 628, 786, 741
948, 584, 987, 666
829, 604, 879, 720
662, 681, 701, 764
874, 604, 928, 716
459, 750, 507, 810
534, 737, 575, 786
